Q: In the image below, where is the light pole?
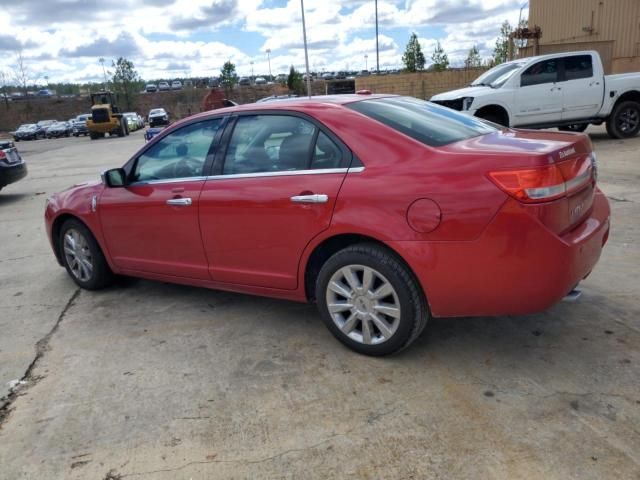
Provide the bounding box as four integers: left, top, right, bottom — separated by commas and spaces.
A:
300, 0, 311, 97
266, 48, 272, 81
99, 57, 107, 90
250, 61, 254, 82
375, 0, 380, 73
364, 54, 368, 71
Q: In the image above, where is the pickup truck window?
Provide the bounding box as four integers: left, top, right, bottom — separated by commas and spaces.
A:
521, 59, 558, 87
472, 61, 525, 88
564, 55, 593, 80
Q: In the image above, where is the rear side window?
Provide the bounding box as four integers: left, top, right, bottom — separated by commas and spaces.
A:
564, 55, 593, 80
347, 97, 497, 147
520, 59, 559, 86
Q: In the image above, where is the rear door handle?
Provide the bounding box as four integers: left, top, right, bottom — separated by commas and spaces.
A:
290, 194, 328, 204
166, 197, 192, 206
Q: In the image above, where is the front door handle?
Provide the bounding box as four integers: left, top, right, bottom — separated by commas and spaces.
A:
166, 197, 192, 206
290, 194, 329, 204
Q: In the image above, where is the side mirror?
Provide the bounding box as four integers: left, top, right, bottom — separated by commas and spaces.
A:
101, 168, 127, 188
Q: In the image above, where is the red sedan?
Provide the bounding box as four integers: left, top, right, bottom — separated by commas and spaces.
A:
45, 95, 610, 355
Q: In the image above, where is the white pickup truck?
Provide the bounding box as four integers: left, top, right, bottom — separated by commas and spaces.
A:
431, 51, 640, 138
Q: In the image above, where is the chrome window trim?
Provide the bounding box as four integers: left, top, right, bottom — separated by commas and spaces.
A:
205, 166, 364, 180
129, 176, 207, 186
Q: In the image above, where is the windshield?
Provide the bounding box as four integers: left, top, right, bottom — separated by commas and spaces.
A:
348, 96, 497, 147
150, 109, 165, 115
471, 61, 525, 88
20, 124, 36, 130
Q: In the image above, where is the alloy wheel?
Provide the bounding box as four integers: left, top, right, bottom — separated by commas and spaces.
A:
63, 228, 94, 282
618, 107, 639, 133
325, 264, 401, 345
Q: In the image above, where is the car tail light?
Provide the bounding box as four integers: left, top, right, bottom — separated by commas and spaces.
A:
0, 150, 6, 160
488, 155, 594, 203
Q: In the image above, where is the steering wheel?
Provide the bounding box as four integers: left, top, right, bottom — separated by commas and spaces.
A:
174, 157, 202, 177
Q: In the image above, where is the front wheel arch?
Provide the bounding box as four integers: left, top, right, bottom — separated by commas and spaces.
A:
475, 105, 510, 127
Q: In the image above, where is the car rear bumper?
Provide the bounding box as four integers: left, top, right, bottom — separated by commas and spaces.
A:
387, 191, 611, 317
0, 161, 28, 188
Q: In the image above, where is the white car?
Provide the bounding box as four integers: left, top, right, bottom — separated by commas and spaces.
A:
148, 108, 169, 127
171, 80, 182, 90
158, 81, 170, 91
431, 50, 640, 138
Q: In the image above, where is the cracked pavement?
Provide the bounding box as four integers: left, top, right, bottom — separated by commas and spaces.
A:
0, 127, 639, 479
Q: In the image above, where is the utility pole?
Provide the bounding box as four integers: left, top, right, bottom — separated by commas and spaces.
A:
300, 0, 311, 97
375, 0, 380, 73
266, 49, 272, 81
99, 57, 107, 90
364, 54, 368, 71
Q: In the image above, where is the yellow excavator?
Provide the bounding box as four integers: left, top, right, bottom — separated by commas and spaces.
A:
86, 91, 129, 140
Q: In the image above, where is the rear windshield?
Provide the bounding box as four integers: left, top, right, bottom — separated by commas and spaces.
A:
348, 97, 497, 147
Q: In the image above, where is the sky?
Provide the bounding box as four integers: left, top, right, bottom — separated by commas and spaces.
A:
0, 0, 528, 85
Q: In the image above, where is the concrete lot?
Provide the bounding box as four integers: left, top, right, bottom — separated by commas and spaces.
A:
0, 127, 639, 479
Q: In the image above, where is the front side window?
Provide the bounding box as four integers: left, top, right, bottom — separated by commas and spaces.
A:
132, 119, 222, 182
564, 55, 593, 81
348, 97, 497, 147
223, 115, 338, 174
520, 59, 559, 87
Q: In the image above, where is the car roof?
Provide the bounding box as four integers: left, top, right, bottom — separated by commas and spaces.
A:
190, 93, 396, 117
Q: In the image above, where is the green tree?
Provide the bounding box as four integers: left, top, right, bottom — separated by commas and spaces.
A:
464, 45, 482, 68
493, 20, 512, 65
220, 61, 238, 93
431, 41, 449, 71
402, 33, 426, 72
287, 65, 304, 94
111, 57, 140, 111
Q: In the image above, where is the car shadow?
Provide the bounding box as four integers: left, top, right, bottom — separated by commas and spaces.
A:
0, 192, 30, 206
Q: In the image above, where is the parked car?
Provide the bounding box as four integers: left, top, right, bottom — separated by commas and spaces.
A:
254, 77, 267, 85
123, 112, 140, 132
321, 72, 335, 80
238, 77, 251, 86
0, 140, 27, 192
44, 95, 610, 356
171, 80, 182, 90
147, 108, 169, 127
13, 123, 44, 141
158, 81, 170, 91
145, 84, 158, 93
37, 120, 57, 130
431, 50, 640, 138
46, 121, 72, 138
276, 74, 288, 83
71, 114, 91, 136
36, 89, 53, 97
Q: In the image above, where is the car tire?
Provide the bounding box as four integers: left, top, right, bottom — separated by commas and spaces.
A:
559, 124, 588, 133
606, 100, 640, 139
59, 218, 114, 290
315, 243, 429, 356
14, 138, 19, 142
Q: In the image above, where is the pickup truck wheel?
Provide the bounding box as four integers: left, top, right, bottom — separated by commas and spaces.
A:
559, 124, 588, 133
476, 112, 508, 127
606, 101, 640, 139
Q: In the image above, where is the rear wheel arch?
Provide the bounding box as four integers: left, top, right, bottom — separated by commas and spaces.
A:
303, 233, 426, 304
475, 105, 510, 127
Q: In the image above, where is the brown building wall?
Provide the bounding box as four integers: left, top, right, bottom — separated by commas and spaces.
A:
355, 68, 488, 100
528, 0, 640, 73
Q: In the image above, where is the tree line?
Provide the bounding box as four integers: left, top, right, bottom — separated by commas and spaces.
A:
401, 19, 526, 73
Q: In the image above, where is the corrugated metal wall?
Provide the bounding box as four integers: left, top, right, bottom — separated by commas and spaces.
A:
528, 0, 640, 73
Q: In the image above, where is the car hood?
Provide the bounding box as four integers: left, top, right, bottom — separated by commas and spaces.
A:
430, 85, 496, 101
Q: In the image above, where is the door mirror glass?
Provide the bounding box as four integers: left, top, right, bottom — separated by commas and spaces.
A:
102, 168, 127, 187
